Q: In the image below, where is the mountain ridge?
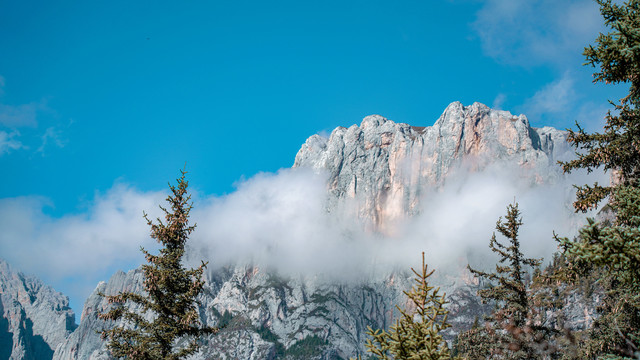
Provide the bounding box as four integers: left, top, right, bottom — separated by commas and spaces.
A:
294, 101, 568, 232
2, 101, 585, 359
0, 259, 76, 360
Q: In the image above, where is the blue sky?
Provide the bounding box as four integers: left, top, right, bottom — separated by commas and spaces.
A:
0, 0, 626, 315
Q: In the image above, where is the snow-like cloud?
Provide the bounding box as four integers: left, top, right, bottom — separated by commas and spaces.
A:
0, 185, 166, 308
0, 185, 167, 279
0, 160, 607, 313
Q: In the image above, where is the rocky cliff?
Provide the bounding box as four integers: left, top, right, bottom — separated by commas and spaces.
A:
53, 265, 416, 360
23, 101, 593, 359
294, 101, 568, 232
0, 259, 76, 360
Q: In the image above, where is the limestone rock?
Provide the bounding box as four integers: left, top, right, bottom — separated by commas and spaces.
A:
0, 259, 76, 360
42, 102, 582, 359
52, 269, 145, 360
294, 102, 569, 232
53, 265, 411, 360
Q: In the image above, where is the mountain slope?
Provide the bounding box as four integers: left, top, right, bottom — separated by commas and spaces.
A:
53, 101, 577, 359
53, 265, 413, 360
294, 102, 567, 232
0, 259, 76, 360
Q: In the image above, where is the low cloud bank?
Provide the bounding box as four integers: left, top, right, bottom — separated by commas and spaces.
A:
0, 164, 607, 313
0, 185, 166, 311
190, 164, 602, 279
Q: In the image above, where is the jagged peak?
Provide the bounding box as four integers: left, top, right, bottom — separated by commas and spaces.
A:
360, 114, 389, 129
435, 101, 531, 128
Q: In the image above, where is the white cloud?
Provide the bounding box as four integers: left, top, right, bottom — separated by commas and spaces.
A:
0, 163, 606, 313
573, 101, 610, 133
492, 93, 506, 110
0, 75, 67, 156
472, 0, 602, 67
518, 73, 612, 131
0, 103, 38, 128
37, 126, 66, 153
0, 185, 166, 289
188, 165, 600, 278
0, 130, 24, 154
522, 73, 576, 119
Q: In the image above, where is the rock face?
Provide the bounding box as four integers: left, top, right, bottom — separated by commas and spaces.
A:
294, 102, 568, 232
0, 259, 76, 360
31, 101, 585, 359
53, 265, 414, 360
52, 270, 146, 360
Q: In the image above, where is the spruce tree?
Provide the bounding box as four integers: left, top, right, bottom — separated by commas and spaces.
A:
452, 318, 493, 360
354, 253, 456, 360
558, 185, 640, 358
554, 1, 640, 357
559, 0, 640, 212
99, 170, 216, 359
464, 203, 542, 359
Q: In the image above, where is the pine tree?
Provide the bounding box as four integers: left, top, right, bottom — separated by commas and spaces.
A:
560, 0, 640, 212
99, 170, 216, 359
354, 253, 456, 360
463, 203, 542, 359
452, 317, 493, 360
558, 185, 640, 358
554, 1, 640, 358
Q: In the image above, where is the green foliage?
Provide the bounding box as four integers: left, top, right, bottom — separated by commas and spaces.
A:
254, 326, 328, 359
99, 170, 216, 359
463, 203, 544, 359
557, 186, 640, 359
218, 310, 233, 329
255, 325, 285, 357
555, 1, 640, 357
560, 186, 640, 286
452, 318, 493, 360
354, 253, 455, 360
285, 335, 328, 358
560, 0, 640, 212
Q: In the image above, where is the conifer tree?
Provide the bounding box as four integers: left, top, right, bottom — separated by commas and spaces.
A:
464, 203, 542, 359
559, 0, 640, 212
452, 317, 493, 360
99, 170, 216, 359
554, 1, 640, 357
558, 186, 640, 358
354, 253, 456, 360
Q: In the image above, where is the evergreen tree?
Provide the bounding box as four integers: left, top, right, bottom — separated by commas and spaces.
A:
554, 1, 640, 358
354, 253, 456, 360
557, 185, 640, 359
560, 0, 640, 212
99, 170, 216, 359
452, 317, 493, 360
463, 203, 542, 359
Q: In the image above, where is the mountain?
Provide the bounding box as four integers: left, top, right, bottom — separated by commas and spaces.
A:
53, 265, 413, 360
0, 259, 76, 360
294, 101, 568, 233
6, 102, 591, 359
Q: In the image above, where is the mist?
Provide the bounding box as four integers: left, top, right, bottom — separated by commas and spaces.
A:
189, 164, 603, 279
0, 162, 607, 314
